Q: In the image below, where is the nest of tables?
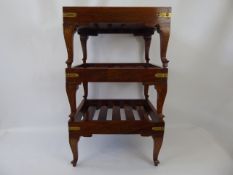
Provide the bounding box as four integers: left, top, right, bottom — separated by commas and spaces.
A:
63, 7, 171, 167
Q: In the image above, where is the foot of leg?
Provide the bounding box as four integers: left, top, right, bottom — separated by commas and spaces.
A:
152, 135, 164, 166
69, 136, 80, 167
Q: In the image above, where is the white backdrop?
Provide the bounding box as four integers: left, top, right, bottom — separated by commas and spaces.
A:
0, 0, 233, 175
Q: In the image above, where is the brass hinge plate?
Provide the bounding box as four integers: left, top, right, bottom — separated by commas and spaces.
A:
69, 126, 80, 131
66, 73, 79, 78
63, 12, 77, 18
158, 12, 172, 18
152, 127, 164, 131
154, 73, 168, 78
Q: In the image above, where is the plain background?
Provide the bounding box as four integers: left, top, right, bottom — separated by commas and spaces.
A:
0, 0, 233, 174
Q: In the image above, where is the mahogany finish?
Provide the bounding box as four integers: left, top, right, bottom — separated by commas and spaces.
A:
63, 7, 171, 68
63, 6, 171, 167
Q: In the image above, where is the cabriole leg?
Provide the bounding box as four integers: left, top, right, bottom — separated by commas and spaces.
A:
152, 135, 164, 166
69, 136, 80, 167
155, 83, 167, 116
157, 25, 170, 68
63, 24, 76, 68
66, 82, 78, 121
143, 35, 152, 63
80, 35, 89, 63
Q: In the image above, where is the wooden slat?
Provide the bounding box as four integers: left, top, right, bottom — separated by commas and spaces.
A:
146, 100, 161, 122
136, 106, 150, 121
148, 111, 157, 121
112, 106, 121, 121
80, 100, 89, 113
124, 106, 135, 120
75, 112, 83, 121
74, 99, 85, 121
98, 106, 108, 121
87, 106, 96, 120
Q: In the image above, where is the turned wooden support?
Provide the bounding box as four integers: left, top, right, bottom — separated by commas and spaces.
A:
80, 35, 89, 99
83, 82, 88, 99
152, 134, 164, 166
143, 35, 152, 63
143, 83, 149, 100
63, 24, 77, 68
66, 82, 79, 120
80, 35, 89, 64
155, 83, 167, 116
157, 24, 170, 68
69, 135, 80, 167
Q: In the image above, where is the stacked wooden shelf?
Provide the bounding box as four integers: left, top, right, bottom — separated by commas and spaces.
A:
63, 7, 171, 167
67, 63, 167, 82
70, 99, 164, 134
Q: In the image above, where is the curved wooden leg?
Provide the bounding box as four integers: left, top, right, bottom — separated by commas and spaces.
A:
152, 135, 164, 166
69, 136, 80, 167
83, 82, 88, 99
143, 83, 149, 100
63, 24, 76, 68
80, 35, 88, 63
157, 25, 170, 67
155, 83, 167, 116
66, 82, 78, 120
143, 35, 152, 63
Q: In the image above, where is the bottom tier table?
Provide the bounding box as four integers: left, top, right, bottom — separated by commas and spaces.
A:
68, 99, 165, 166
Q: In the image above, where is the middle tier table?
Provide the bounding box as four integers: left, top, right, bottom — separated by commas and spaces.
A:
66, 63, 168, 82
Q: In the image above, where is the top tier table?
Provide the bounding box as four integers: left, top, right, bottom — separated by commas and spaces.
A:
63, 7, 171, 167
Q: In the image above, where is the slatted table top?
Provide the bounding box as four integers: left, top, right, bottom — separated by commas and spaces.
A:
73, 99, 163, 123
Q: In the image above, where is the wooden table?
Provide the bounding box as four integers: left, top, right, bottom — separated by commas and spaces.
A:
63, 7, 171, 167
